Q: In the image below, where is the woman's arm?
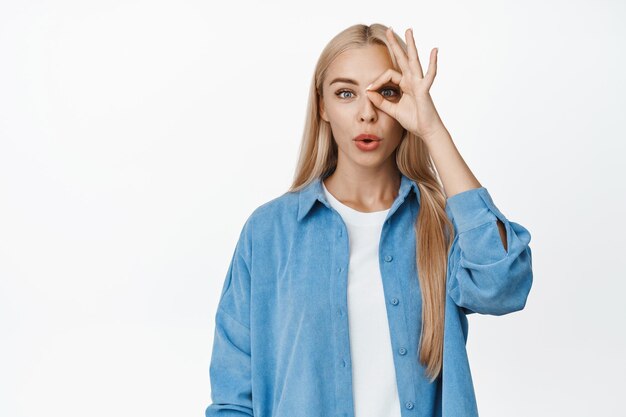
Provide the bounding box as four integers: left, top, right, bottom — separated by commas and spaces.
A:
444, 186, 533, 316
423, 125, 511, 253
205, 222, 254, 417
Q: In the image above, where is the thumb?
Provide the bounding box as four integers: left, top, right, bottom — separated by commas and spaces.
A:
365, 90, 396, 117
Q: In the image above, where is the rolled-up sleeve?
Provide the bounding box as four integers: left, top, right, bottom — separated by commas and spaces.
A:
445, 187, 533, 316
205, 221, 254, 417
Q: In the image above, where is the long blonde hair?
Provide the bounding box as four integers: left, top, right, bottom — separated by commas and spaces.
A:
287, 23, 455, 382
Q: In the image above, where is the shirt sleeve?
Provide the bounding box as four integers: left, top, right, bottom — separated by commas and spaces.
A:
445, 186, 533, 316
205, 221, 254, 417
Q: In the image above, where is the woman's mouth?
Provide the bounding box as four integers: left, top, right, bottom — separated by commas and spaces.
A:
354, 138, 381, 151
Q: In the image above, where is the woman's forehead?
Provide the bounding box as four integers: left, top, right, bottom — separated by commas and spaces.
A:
325, 46, 395, 85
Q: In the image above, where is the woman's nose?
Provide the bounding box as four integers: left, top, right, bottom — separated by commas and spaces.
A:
359, 96, 377, 122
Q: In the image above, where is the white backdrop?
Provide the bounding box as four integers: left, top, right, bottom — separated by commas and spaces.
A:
1, 0, 625, 416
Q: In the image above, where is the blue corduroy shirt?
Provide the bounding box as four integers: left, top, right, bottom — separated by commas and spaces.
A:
205, 173, 533, 417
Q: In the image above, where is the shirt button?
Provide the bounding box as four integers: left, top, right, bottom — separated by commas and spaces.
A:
391, 297, 399, 305
338, 229, 343, 237
337, 266, 342, 272
405, 401, 414, 410
342, 359, 347, 367
399, 347, 407, 355
384, 255, 393, 262
337, 307, 342, 317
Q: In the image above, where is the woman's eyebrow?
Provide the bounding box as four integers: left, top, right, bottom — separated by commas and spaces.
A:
328, 77, 397, 87
329, 77, 359, 86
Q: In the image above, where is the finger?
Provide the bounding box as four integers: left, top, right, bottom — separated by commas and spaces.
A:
405, 28, 424, 79
365, 88, 397, 117
365, 68, 403, 92
385, 27, 410, 75
424, 48, 438, 88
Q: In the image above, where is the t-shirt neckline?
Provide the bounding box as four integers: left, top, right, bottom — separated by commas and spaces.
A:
322, 180, 390, 226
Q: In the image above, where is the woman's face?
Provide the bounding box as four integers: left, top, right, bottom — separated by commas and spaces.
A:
319, 43, 405, 170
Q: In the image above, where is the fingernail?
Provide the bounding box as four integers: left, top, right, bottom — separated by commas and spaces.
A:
366, 83, 373, 90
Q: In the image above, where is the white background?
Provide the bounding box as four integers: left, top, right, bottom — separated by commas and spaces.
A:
1, 0, 624, 416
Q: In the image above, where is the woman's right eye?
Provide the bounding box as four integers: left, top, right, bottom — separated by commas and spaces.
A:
336, 89, 354, 99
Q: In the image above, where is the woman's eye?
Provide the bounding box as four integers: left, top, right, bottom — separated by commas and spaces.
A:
335, 87, 400, 100
381, 87, 401, 98
336, 90, 354, 99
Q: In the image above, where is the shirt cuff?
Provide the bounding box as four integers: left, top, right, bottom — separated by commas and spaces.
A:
445, 187, 504, 234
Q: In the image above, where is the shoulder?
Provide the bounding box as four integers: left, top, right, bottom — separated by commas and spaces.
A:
241, 189, 301, 239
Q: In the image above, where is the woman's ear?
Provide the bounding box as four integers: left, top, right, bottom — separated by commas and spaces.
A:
319, 96, 328, 122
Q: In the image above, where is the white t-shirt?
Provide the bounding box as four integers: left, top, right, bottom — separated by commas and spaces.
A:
322, 180, 402, 417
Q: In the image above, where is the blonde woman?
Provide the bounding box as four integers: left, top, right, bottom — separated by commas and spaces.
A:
205, 23, 533, 417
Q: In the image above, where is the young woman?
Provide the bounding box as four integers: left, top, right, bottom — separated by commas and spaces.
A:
205, 23, 533, 417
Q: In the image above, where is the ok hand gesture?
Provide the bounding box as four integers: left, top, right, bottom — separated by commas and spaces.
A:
366, 27, 446, 142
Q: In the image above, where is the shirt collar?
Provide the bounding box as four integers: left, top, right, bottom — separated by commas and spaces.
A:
296, 172, 421, 222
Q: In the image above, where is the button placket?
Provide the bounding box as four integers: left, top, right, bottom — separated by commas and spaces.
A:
381, 217, 416, 413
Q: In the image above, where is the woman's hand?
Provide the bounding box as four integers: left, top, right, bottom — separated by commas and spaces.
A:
366, 27, 446, 142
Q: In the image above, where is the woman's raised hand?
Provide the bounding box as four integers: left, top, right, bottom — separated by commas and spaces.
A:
366, 27, 446, 142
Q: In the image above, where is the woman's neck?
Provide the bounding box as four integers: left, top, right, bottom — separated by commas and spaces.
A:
322, 168, 401, 213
